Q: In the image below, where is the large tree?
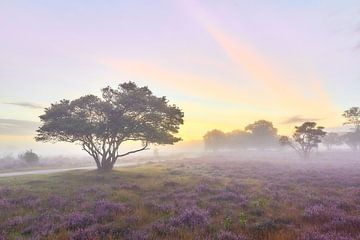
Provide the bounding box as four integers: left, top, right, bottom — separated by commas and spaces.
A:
279, 122, 326, 159
36, 82, 184, 171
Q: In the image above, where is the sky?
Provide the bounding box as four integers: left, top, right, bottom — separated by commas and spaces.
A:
0, 0, 359, 155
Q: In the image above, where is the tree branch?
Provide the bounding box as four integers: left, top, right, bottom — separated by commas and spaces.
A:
82, 143, 101, 168
115, 141, 149, 160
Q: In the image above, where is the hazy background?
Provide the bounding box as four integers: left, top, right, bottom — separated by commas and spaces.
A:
0, 0, 359, 156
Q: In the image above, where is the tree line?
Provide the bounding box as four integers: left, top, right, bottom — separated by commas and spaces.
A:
34, 81, 359, 170
203, 120, 279, 151
204, 107, 360, 159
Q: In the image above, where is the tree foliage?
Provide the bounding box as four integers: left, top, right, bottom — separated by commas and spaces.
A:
226, 130, 250, 149
203, 129, 227, 151
343, 107, 360, 131
245, 120, 278, 149
203, 120, 279, 151
342, 131, 360, 151
322, 132, 342, 151
342, 107, 360, 151
35, 82, 184, 171
280, 122, 326, 159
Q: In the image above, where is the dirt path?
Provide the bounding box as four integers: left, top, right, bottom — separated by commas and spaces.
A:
0, 161, 147, 178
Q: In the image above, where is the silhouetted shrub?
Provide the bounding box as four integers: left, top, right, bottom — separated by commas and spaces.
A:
18, 150, 39, 164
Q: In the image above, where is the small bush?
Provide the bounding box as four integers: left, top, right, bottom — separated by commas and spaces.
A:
18, 150, 39, 164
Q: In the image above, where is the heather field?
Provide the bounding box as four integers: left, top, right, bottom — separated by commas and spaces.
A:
1, 156, 360, 240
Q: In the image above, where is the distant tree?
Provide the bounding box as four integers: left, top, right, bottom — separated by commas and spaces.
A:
279, 122, 326, 159
36, 82, 184, 171
203, 129, 226, 151
342, 107, 360, 151
342, 132, 360, 151
343, 107, 360, 131
19, 150, 39, 164
226, 130, 250, 150
245, 120, 279, 149
322, 132, 342, 151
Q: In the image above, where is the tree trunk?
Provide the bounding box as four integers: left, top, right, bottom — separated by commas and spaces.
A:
98, 157, 114, 171
300, 150, 310, 160
85, 141, 149, 171
91, 157, 115, 171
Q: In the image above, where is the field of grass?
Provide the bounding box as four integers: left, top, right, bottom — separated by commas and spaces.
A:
0, 156, 360, 240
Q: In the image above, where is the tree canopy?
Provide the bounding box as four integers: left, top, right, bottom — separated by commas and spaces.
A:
36, 82, 184, 171
203, 129, 227, 151
280, 122, 326, 159
343, 107, 360, 131
245, 120, 278, 149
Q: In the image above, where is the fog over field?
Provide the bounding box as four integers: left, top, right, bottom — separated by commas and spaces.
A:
1, 1, 360, 240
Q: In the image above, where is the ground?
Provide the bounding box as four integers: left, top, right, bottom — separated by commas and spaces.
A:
0, 154, 360, 240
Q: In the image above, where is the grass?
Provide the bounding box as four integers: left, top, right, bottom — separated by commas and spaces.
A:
0, 157, 360, 240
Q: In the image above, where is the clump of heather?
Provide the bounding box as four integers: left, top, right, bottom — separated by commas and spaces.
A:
303, 204, 327, 219
93, 200, 127, 221
152, 220, 177, 236
22, 222, 59, 240
212, 190, 247, 206
70, 228, 97, 240
11, 195, 41, 208
82, 186, 107, 197
0, 199, 11, 209
217, 230, 247, 240
21, 212, 62, 239
47, 195, 67, 208
71, 223, 128, 240
301, 230, 355, 240
119, 183, 141, 191
144, 200, 173, 214
0, 235, 5, 240
4, 215, 32, 228
171, 206, 209, 229
125, 215, 140, 225
206, 203, 222, 216
195, 183, 212, 194
322, 215, 360, 232
64, 212, 95, 230
126, 230, 149, 240
173, 192, 199, 208
251, 220, 280, 234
